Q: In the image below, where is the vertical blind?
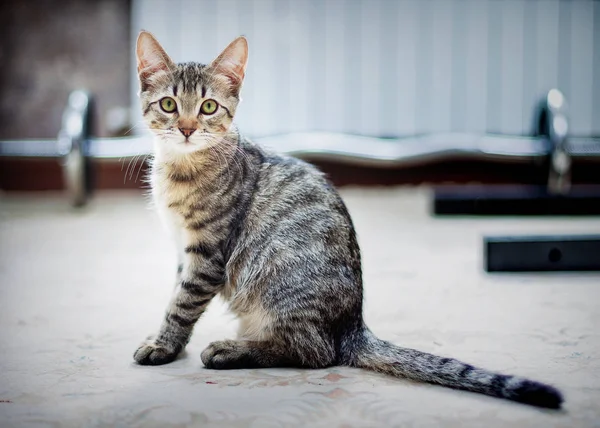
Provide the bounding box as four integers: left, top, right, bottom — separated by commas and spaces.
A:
131, 0, 600, 139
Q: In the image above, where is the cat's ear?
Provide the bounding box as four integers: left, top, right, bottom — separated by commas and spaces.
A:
209, 36, 248, 92
136, 30, 175, 92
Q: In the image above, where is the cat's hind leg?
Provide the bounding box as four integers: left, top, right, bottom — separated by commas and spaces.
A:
201, 339, 291, 369
201, 328, 336, 370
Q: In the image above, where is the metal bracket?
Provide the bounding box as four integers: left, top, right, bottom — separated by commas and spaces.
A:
432, 89, 600, 216
542, 89, 571, 195
57, 90, 92, 207
1, 89, 600, 208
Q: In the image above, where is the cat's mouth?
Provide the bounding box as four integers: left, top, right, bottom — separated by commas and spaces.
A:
181, 130, 208, 144
152, 128, 218, 154
179, 128, 209, 143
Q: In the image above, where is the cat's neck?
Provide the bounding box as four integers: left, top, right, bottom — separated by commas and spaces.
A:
151, 132, 240, 185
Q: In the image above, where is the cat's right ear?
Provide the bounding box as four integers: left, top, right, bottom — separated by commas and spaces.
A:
136, 30, 175, 92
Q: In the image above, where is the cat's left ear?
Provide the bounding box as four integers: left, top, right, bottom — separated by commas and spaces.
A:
136, 30, 175, 92
209, 36, 248, 93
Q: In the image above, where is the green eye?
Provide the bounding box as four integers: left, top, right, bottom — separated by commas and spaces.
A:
159, 97, 177, 113
200, 99, 218, 115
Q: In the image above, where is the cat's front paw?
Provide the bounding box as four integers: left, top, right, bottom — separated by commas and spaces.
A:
134, 337, 180, 366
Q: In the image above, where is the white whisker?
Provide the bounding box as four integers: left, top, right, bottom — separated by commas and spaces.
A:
129, 155, 141, 181
135, 154, 150, 183
124, 156, 136, 184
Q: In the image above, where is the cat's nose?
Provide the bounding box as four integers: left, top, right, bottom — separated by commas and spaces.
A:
179, 128, 196, 138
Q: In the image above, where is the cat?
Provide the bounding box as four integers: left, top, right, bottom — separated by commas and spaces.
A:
133, 30, 563, 409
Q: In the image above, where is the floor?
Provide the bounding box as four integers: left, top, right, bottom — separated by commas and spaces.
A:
0, 188, 599, 428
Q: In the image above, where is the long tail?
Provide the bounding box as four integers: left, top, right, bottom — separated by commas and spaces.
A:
343, 328, 563, 409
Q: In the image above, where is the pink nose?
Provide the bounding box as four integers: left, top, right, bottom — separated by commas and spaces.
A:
179, 128, 196, 138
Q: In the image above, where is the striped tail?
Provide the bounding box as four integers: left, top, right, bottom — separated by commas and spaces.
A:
346, 329, 563, 409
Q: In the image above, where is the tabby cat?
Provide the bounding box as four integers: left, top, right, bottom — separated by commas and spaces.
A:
133, 30, 563, 409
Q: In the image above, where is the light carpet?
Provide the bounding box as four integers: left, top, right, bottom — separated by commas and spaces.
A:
0, 188, 599, 427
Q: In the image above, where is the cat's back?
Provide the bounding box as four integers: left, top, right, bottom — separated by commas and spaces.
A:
239, 140, 356, 252
247, 142, 345, 220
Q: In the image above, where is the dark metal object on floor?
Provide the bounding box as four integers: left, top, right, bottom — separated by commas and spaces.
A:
485, 235, 600, 272
433, 90, 600, 216
434, 185, 600, 216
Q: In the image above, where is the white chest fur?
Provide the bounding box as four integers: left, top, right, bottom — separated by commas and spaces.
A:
150, 165, 186, 264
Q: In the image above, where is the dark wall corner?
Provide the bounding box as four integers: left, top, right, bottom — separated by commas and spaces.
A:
0, 0, 132, 139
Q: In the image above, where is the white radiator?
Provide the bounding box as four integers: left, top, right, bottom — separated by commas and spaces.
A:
131, 0, 600, 138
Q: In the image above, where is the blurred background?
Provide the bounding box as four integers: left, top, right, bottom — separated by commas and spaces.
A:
1, 0, 599, 191
0, 0, 131, 140
132, 0, 599, 138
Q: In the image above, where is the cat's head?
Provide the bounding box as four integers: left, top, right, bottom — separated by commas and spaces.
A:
135, 30, 248, 155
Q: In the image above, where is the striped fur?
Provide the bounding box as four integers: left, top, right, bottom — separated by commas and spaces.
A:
132, 31, 563, 409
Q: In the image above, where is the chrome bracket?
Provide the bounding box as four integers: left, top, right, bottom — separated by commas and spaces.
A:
543, 89, 571, 195
57, 90, 91, 207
